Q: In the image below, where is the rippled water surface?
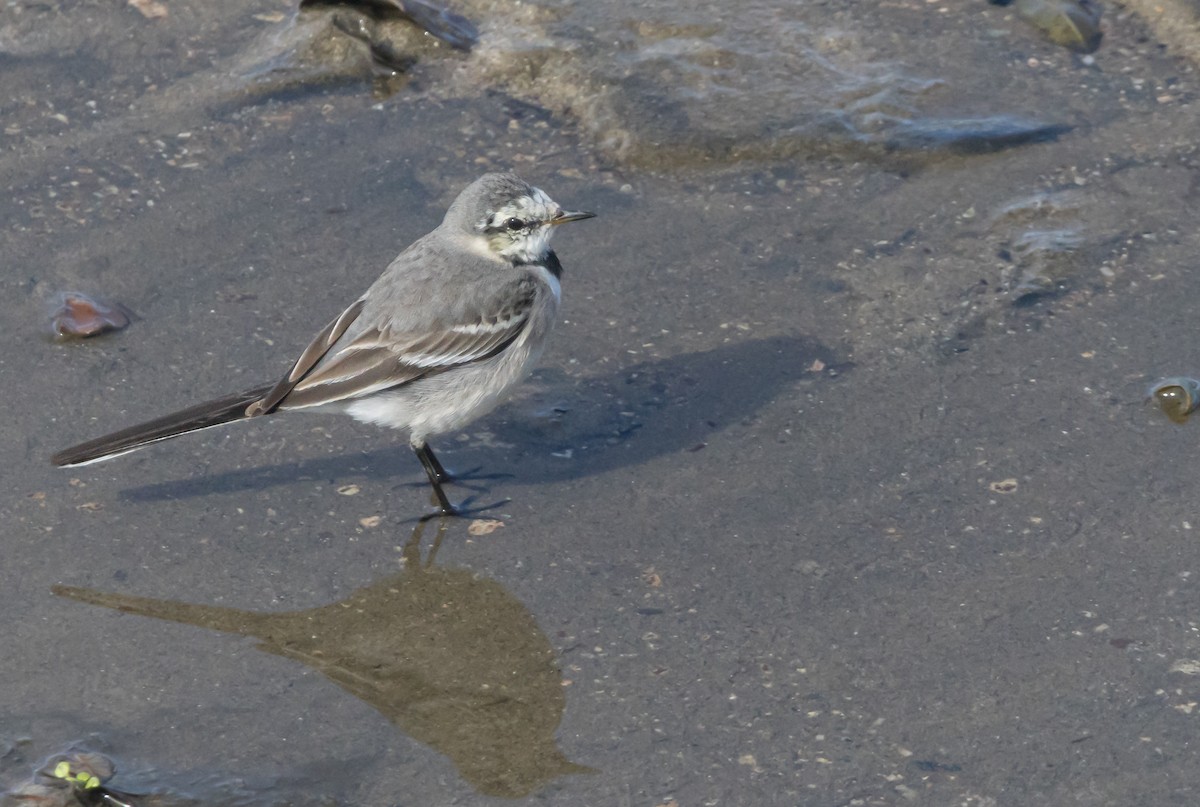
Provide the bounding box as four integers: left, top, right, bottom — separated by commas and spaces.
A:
6, 0, 1200, 804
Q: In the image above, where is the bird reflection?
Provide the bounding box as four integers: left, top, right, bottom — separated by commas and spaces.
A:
52, 520, 591, 798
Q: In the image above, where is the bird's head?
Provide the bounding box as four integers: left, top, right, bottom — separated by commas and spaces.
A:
444, 173, 594, 264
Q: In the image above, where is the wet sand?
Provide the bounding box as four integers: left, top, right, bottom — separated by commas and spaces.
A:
5, 1, 1200, 804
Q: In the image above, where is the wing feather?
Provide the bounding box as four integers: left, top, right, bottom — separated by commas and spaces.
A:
246, 298, 367, 416
278, 285, 536, 410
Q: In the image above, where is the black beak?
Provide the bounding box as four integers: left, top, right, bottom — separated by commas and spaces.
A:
550, 209, 597, 226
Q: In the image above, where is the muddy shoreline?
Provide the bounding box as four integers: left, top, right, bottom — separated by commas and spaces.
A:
5, 1, 1200, 804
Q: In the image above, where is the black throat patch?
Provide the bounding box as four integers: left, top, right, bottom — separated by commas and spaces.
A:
516, 250, 562, 279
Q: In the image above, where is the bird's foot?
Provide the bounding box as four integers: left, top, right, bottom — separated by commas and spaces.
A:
413, 494, 511, 522
400, 465, 512, 493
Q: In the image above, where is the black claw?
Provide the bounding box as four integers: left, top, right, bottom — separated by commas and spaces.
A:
411, 442, 510, 513
397, 469, 511, 494
412, 496, 511, 523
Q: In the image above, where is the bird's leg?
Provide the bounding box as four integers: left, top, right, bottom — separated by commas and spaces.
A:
410, 441, 509, 487
411, 442, 510, 520
414, 443, 457, 515
417, 441, 454, 484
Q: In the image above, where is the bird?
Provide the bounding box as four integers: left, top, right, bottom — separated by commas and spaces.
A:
52, 173, 595, 518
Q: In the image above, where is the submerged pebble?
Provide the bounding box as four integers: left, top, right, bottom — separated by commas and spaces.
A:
1, 749, 126, 807
1008, 227, 1085, 302
229, 0, 477, 105
884, 117, 1071, 154
1014, 0, 1103, 53
1149, 377, 1200, 424
299, 0, 478, 51
50, 293, 130, 339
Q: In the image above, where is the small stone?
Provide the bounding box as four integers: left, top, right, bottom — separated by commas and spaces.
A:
128, 0, 168, 19
51, 292, 130, 339
468, 518, 505, 536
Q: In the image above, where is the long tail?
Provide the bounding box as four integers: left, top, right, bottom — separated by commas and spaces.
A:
51, 384, 273, 467
53, 584, 273, 636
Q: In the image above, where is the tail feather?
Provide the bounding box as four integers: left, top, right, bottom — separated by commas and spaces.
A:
53, 584, 274, 635
51, 385, 273, 467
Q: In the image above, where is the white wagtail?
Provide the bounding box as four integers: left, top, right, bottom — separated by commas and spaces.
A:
53, 173, 594, 517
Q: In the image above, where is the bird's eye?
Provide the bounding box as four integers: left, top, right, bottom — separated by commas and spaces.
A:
505, 217, 526, 231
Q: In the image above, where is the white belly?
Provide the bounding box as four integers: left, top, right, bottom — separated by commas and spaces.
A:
341, 297, 555, 445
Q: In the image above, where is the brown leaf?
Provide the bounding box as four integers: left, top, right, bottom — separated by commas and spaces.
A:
468, 518, 505, 536
128, 0, 168, 19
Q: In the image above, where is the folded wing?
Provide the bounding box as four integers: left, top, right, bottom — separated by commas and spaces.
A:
273, 283, 536, 410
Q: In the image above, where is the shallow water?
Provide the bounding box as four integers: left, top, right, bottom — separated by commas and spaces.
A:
6, 0, 1200, 804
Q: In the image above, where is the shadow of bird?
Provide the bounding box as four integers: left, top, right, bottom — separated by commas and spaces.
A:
53, 520, 592, 798
120, 333, 844, 502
